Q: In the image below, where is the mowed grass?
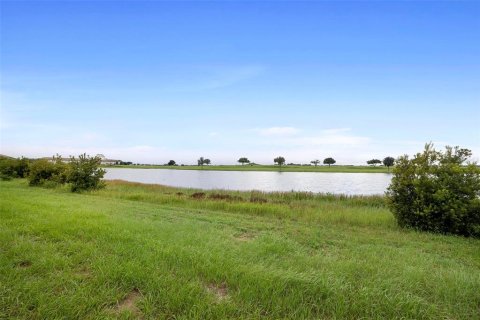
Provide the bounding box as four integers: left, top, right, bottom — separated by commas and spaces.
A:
1, 180, 479, 319
108, 164, 392, 173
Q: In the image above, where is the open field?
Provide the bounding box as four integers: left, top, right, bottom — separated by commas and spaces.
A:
107, 164, 392, 173
1, 179, 479, 319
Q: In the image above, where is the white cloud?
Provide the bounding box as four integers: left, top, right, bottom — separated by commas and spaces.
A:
258, 126, 299, 136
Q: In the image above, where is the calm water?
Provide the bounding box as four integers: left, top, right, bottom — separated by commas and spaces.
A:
105, 168, 392, 195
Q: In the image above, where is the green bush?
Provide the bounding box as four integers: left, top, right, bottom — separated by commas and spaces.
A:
0, 157, 30, 178
68, 154, 106, 192
28, 157, 67, 186
26, 154, 106, 192
386, 143, 480, 237
0, 173, 13, 181
0, 159, 16, 178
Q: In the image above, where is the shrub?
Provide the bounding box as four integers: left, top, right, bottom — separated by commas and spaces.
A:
386, 143, 480, 237
0, 157, 30, 178
68, 154, 106, 192
28, 157, 66, 186
0, 159, 17, 178
14, 157, 30, 177
0, 174, 13, 181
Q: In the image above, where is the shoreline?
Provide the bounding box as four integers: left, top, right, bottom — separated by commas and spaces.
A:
102, 178, 388, 197
104, 164, 392, 173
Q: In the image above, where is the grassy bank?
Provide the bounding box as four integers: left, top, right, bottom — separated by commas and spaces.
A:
1, 180, 479, 319
107, 164, 392, 173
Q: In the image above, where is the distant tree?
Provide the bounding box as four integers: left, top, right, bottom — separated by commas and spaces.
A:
367, 159, 382, 166
197, 157, 205, 167
274, 156, 286, 168
310, 159, 320, 167
238, 157, 250, 166
204, 159, 211, 165
383, 156, 395, 171
167, 160, 176, 166
323, 157, 336, 167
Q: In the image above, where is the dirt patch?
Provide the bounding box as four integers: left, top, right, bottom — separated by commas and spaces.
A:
75, 266, 92, 278
191, 192, 206, 199
234, 232, 255, 242
15, 260, 32, 268
249, 196, 268, 203
206, 282, 229, 302
113, 288, 143, 318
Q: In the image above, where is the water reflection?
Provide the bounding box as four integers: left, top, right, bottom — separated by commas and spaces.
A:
105, 168, 392, 195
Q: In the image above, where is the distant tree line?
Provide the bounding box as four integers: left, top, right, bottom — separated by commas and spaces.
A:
152, 156, 397, 168
6, 154, 396, 171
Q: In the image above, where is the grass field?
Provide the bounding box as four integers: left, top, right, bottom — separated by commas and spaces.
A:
1, 179, 479, 319
107, 164, 392, 173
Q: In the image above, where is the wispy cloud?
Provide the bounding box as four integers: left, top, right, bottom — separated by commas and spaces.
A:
299, 128, 370, 146
320, 128, 352, 135
255, 127, 369, 147
288, 134, 370, 146
258, 126, 299, 136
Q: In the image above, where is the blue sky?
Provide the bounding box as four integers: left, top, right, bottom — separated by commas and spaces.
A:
1, 1, 479, 164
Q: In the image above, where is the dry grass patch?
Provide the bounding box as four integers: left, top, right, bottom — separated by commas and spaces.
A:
234, 232, 256, 242
74, 266, 92, 278
112, 288, 143, 318
206, 282, 229, 302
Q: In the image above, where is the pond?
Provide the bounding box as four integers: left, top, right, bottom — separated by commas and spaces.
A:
104, 168, 392, 195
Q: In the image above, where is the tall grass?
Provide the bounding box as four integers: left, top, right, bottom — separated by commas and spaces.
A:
95, 180, 394, 228
1, 179, 479, 319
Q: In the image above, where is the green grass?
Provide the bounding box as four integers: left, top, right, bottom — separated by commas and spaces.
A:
1, 180, 479, 319
107, 164, 392, 173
